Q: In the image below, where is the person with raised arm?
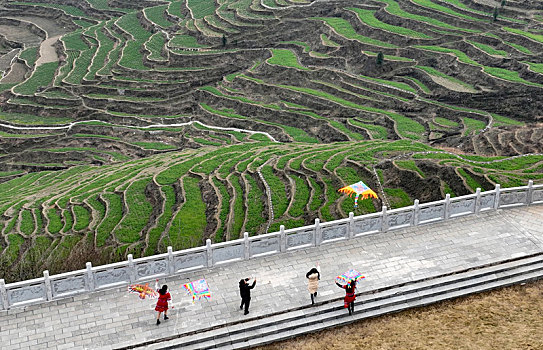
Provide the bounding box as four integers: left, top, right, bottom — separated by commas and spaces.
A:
155, 279, 171, 325
336, 279, 356, 315
306, 262, 321, 305
239, 277, 257, 315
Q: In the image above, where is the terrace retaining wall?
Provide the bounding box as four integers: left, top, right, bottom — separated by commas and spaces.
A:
1, 180, 542, 310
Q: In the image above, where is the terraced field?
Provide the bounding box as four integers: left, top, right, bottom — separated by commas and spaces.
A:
0, 0, 542, 281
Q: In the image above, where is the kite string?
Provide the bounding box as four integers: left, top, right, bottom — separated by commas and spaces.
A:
372, 166, 390, 209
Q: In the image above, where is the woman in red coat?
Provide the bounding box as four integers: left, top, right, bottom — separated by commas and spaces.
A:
155, 281, 171, 325
336, 279, 356, 315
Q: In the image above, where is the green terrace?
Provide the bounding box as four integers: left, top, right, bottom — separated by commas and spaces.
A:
1, 0, 542, 283
311, 17, 398, 48
415, 46, 543, 87
374, 0, 479, 33
349, 8, 432, 39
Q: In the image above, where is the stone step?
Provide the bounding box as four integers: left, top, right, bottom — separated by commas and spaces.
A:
221, 266, 543, 350
137, 253, 543, 350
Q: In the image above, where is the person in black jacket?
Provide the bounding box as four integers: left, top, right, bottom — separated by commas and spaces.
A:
239, 277, 257, 315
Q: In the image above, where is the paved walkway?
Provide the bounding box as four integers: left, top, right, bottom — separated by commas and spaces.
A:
1, 205, 543, 350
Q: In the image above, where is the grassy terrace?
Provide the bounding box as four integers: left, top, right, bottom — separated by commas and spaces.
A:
86, 24, 115, 80
410, 0, 482, 22
144, 5, 175, 28
200, 103, 318, 143
268, 49, 309, 70
278, 83, 424, 140
312, 17, 398, 48
374, 0, 479, 33
114, 178, 152, 243
0, 110, 72, 124
12, 62, 58, 95
503, 27, 543, 44
187, 0, 216, 19
416, 65, 475, 90
169, 176, 207, 249
468, 40, 508, 56
146, 32, 167, 61
415, 46, 543, 87
116, 12, 153, 70
1, 0, 542, 283
19, 47, 38, 67
349, 8, 431, 39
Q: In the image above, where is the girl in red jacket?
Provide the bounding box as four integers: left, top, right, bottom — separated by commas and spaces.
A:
155, 281, 171, 325
336, 279, 356, 315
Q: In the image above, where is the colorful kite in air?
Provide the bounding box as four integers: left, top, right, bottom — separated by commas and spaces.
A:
182, 279, 211, 302
336, 269, 365, 285
338, 181, 378, 208
128, 283, 159, 300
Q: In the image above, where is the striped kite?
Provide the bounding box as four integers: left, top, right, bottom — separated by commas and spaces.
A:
338, 181, 378, 208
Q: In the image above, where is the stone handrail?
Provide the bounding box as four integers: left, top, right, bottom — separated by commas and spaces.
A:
1, 181, 542, 310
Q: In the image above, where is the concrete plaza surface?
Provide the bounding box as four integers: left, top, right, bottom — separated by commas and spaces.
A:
1, 205, 542, 349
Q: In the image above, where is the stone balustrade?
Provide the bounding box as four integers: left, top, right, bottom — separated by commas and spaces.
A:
1, 181, 542, 310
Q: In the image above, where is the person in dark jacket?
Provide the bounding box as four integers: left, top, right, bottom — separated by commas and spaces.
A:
239, 277, 256, 315
336, 279, 356, 315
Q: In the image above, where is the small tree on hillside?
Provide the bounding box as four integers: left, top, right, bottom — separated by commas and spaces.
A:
493, 7, 499, 21
376, 51, 384, 66
222, 34, 227, 47
501, 0, 506, 7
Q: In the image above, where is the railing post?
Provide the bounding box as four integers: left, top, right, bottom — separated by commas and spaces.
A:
85, 262, 95, 291
444, 194, 451, 220
527, 180, 534, 205
380, 206, 388, 232
348, 212, 354, 239
0, 279, 8, 310
413, 199, 420, 226
127, 254, 136, 283
475, 188, 481, 213
494, 184, 501, 210
244, 232, 250, 259
43, 270, 53, 301
167, 246, 175, 275
206, 239, 213, 268
314, 218, 321, 246
279, 225, 286, 252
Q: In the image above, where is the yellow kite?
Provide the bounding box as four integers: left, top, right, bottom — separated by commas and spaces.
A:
338, 181, 377, 208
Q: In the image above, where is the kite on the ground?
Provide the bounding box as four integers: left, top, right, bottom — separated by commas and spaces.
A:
336, 269, 365, 285
182, 279, 211, 302
338, 181, 378, 208
128, 283, 159, 300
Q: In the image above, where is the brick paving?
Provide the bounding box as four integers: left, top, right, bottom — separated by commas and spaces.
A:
1, 205, 542, 350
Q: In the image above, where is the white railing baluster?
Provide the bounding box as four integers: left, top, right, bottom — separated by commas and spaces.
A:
0, 279, 8, 310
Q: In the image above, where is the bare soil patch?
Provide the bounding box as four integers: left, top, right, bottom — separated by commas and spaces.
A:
0, 23, 41, 46
0, 47, 18, 72
35, 34, 60, 66
428, 74, 478, 93
258, 280, 543, 350
5, 16, 70, 38
0, 61, 26, 82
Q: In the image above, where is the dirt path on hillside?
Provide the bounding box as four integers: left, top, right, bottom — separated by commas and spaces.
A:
35, 34, 60, 66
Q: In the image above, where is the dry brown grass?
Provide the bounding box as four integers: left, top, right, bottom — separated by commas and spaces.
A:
257, 280, 543, 350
